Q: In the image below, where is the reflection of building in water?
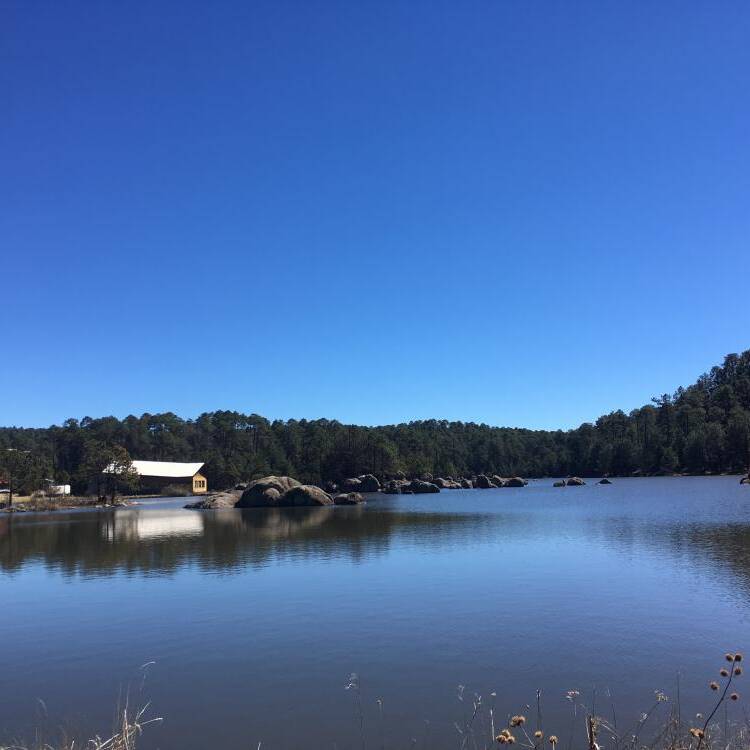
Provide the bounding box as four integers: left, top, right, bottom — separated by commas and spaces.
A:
101, 511, 205, 541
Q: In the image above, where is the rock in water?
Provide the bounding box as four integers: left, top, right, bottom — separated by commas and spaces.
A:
357, 474, 381, 492
407, 480, 440, 494
460, 478, 474, 489
185, 492, 238, 509
503, 477, 526, 487
334, 492, 365, 505
340, 478, 363, 492
382, 480, 403, 494
238, 476, 301, 507
553, 480, 566, 487
740, 476, 750, 485
281, 485, 333, 506
598, 478, 613, 485
566, 477, 586, 486
474, 474, 495, 489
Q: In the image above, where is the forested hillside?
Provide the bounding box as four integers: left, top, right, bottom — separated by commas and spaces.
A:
2, 350, 749, 493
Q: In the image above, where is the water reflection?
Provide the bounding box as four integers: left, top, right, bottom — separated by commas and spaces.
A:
2, 495, 750, 598
0, 504, 500, 577
100, 510, 205, 541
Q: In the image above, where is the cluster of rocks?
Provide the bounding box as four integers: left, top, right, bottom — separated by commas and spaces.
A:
187, 470, 538, 509
741, 476, 750, 485
553, 477, 586, 487
325, 474, 381, 494
187, 476, 366, 510
551, 477, 614, 487
380, 473, 528, 494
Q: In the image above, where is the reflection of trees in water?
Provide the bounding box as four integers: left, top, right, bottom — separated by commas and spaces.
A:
4, 505, 749, 590
0, 506, 497, 578
588, 516, 750, 596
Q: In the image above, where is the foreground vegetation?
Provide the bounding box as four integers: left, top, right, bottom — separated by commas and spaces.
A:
2, 350, 750, 494
1, 653, 746, 750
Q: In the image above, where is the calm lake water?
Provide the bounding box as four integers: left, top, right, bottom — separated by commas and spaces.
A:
2, 477, 750, 749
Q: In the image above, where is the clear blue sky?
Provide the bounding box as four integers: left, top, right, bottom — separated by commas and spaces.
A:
2, 1, 749, 430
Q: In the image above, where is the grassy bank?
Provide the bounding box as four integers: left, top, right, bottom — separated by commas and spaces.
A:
0, 495, 134, 513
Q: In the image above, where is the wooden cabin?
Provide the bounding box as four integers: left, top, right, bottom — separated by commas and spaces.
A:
130, 460, 208, 495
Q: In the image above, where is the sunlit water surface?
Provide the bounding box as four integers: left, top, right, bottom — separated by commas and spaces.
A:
2, 477, 750, 748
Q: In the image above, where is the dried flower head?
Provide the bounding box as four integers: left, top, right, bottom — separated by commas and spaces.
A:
510, 715, 526, 727
507, 735, 516, 744
689, 728, 705, 739
549, 736, 558, 746
735, 653, 743, 662
534, 731, 544, 739
720, 669, 730, 677
710, 681, 719, 691
735, 667, 743, 676
731, 693, 739, 701
726, 653, 735, 662
496, 735, 507, 744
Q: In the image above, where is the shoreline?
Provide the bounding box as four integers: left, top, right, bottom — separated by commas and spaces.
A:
2, 473, 746, 515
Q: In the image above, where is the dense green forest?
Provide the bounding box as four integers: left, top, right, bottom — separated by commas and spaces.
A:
2, 350, 750, 493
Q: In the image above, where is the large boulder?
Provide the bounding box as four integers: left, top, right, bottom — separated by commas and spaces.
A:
334, 492, 365, 505
281, 485, 333, 507
474, 474, 496, 489
407, 479, 440, 494
185, 492, 238, 510
460, 478, 474, 489
503, 477, 526, 488
429, 477, 450, 489
492, 475, 506, 487
420, 473, 434, 482
357, 474, 381, 493
340, 478, 363, 492
566, 477, 586, 486
382, 480, 403, 495
238, 476, 301, 508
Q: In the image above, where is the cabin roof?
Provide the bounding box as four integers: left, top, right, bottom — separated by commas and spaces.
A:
130, 460, 205, 478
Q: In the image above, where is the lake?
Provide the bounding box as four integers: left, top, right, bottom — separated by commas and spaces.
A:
2, 477, 749, 749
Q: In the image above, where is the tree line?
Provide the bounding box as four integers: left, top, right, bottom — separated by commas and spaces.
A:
2, 350, 749, 495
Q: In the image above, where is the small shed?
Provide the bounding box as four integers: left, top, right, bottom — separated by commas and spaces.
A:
130, 461, 208, 495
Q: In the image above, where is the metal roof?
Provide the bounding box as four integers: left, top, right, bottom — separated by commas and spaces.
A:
131, 460, 204, 478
